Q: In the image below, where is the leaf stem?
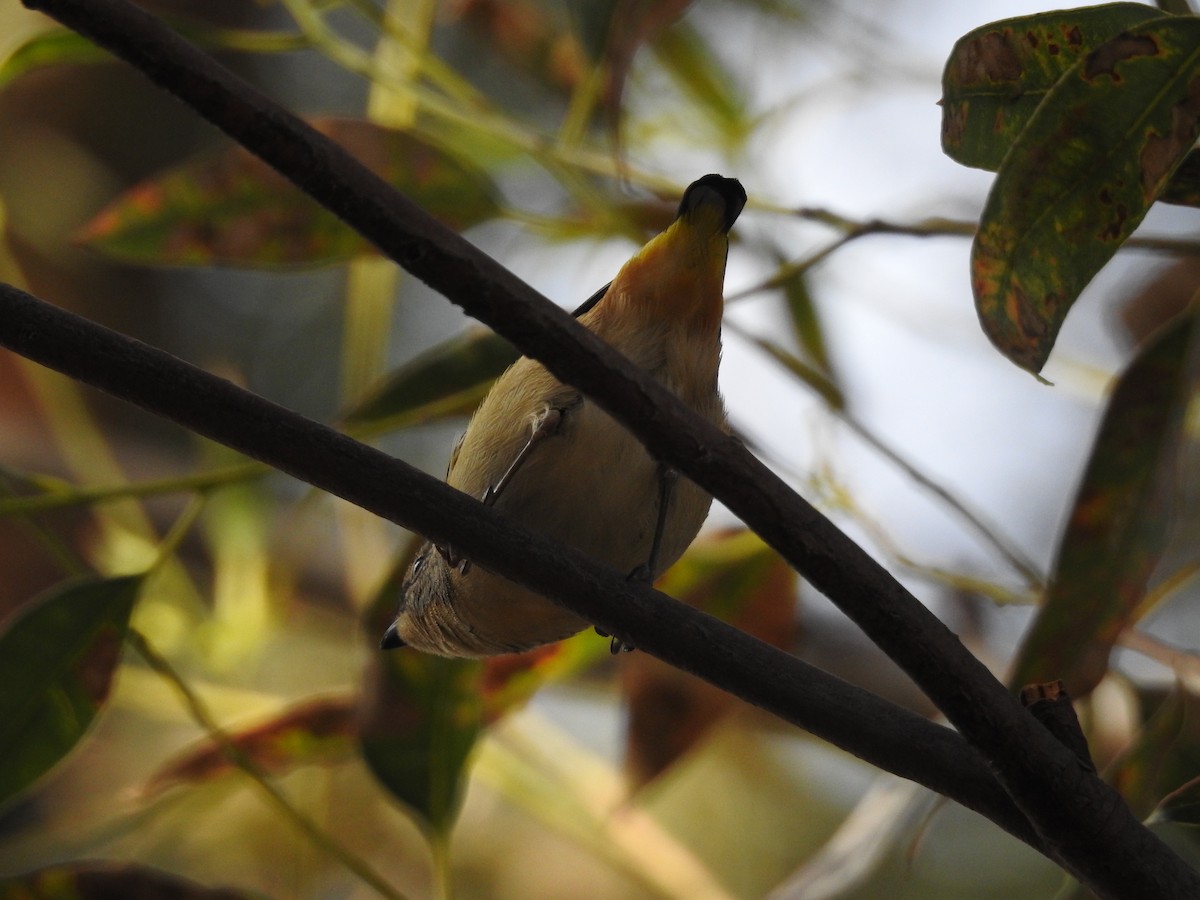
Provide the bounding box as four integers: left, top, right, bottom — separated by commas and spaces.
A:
126, 629, 410, 900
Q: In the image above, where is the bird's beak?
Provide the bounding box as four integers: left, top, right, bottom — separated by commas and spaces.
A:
676, 174, 747, 235
379, 622, 405, 650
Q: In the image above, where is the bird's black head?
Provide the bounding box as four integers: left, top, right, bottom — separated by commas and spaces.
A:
676, 174, 747, 234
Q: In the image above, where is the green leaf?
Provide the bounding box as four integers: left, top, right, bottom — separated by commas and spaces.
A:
756, 264, 844, 409
780, 266, 834, 376
0, 28, 114, 90
0, 575, 142, 808
1159, 147, 1200, 205
0, 23, 309, 92
1157, 0, 1196, 16
343, 327, 517, 427
941, 4, 1167, 171
78, 118, 500, 269
746, 334, 843, 410
652, 20, 749, 144
1011, 311, 1198, 696
360, 554, 482, 837
0, 861, 254, 899
971, 17, 1200, 372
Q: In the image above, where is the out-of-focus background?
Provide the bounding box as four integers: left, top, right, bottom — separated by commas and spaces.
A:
0, 1, 1197, 898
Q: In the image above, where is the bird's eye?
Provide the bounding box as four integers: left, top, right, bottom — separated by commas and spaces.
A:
411, 554, 426, 575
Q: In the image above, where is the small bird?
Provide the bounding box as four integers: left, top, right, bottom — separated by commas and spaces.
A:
381, 174, 746, 657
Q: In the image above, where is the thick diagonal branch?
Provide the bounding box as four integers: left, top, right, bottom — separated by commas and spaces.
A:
0, 281, 1031, 846
18, 1, 1200, 895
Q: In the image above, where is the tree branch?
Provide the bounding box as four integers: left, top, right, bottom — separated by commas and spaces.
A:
0, 280, 1032, 847
16, 0, 1200, 894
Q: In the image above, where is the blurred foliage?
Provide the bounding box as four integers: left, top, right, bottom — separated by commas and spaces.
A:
0, 0, 1197, 898
77, 118, 502, 268
943, 2, 1200, 711
0, 576, 141, 808
0, 861, 254, 899
1011, 310, 1197, 697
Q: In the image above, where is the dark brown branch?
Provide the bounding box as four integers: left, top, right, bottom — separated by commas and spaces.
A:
1021, 682, 1096, 773
17, 1, 1200, 895
0, 280, 1031, 844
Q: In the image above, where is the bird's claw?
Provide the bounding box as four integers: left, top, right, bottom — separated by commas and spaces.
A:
436, 543, 471, 575
594, 626, 635, 654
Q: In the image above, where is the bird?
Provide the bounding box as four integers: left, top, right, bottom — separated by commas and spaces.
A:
381, 174, 746, 657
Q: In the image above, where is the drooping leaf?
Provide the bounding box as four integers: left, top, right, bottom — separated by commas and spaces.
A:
0, 861, 251, 899
971, 17, 1200, 372
941, 4, 1166, 171
0, 575, 142, 808
780, 264, 836, 381
587, 0, 695, 121
751, 269, 844, 410
744, 336, 842, 411
624, 530, 796, 785
140, 696, 356, 800
360, 551, 482, 837
343, 327, 517, 427
78, 118, 500, 268
650, 19, 748, 144
1011, 311, 1198, 696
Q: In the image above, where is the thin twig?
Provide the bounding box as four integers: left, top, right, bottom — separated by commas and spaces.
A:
126, 629, 409, 900
839, 414, 1044, 590
0, 461, 265, 517
790, 206, 1200, 255
723, 318, 1044, 589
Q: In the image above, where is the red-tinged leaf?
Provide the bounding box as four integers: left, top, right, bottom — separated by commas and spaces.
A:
78, 118, 500, 269
624, 530, 796, 784
655, 528, 796, 641
140, 696, 356, 800
480, 631, 609, 721
1011, 311, 1198, 696
971, 17, 1200, 372
343, 327, 517, 428
1109, 686, 1200, 820
0, 576, 141, 808
941, 4, 1167, 171
360, 552, 482, 836
0, 861, 251, 899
